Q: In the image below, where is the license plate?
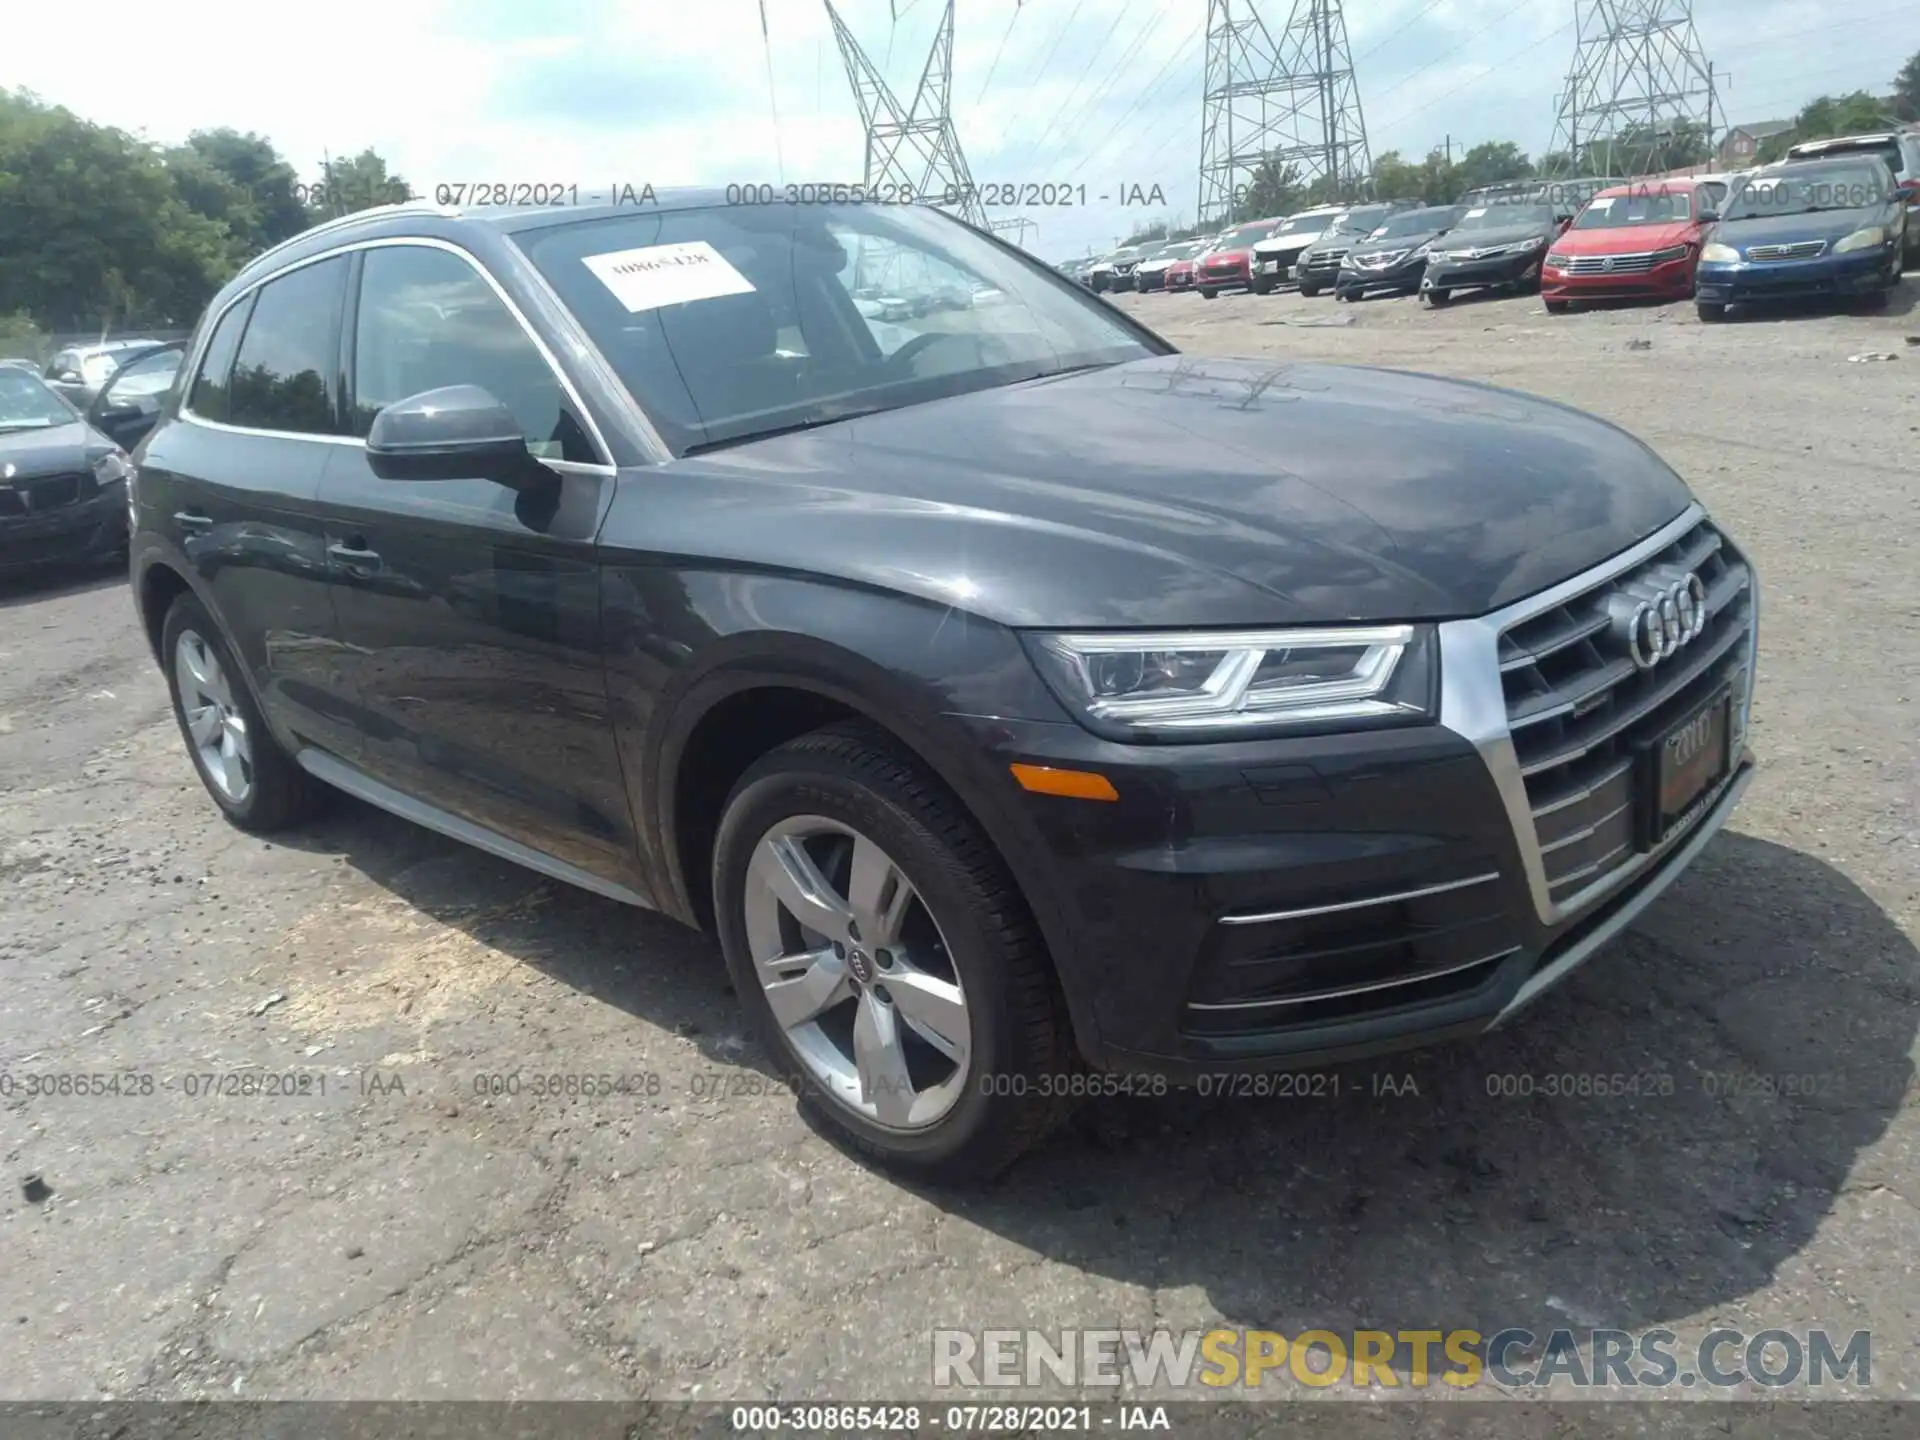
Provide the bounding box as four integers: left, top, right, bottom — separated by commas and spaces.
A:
1259, 260, 1277, 273
1637, 686, 1731, 849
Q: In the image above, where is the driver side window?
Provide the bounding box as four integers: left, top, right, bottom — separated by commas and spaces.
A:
351, 245, 598, 463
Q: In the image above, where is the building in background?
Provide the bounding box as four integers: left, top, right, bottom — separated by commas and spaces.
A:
1717, 120, 1793, 166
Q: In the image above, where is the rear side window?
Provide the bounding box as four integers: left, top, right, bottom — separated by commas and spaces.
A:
187, 296, 253, 423
227, 257, 348, 435
349, 245, 597, 463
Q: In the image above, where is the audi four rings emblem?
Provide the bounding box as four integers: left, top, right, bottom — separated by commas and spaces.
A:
1609, 571, 1708, 670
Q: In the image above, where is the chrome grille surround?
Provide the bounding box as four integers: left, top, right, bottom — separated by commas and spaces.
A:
1437, 503, 1758, 926
1562, 250, 1658, 275
1747, 240, 1827, 261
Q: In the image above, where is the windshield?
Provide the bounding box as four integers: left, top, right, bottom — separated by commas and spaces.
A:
1453, 203, 1556, 231
1723, 165, 1890, 219
517, 203, 1159, 456
1370, 208, 1459, 240
0, 370, 78, 430
1273, 213, 1333, 235
1574, 190, 1692, 228
1328, 208, 1391, 235
1219, 222, 1276, 247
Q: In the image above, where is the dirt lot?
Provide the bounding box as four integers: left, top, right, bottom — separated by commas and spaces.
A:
2, 280, 1917, 1425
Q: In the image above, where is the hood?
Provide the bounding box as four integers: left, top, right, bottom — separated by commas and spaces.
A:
0, 419, 101, 476
619, 355, 1694, 629
1348, 227, 1450, 258
1434, 221, 1559, 252
1553, 219, 1698, 254
1252, 228, 1326, 255
1713, 203, 1888, 249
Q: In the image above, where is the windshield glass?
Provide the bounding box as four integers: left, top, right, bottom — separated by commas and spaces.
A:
1723, 164, 1890, 219
0, 370, 78, 429
1369, 208, 1459, 240
1219, 222, 1275, 247
1328, 208, 1390, 235
1574, 190, 1692, 228
517, 203, 1158, 456
1453, 203, 1556, 231
1273, 213, 1333, 235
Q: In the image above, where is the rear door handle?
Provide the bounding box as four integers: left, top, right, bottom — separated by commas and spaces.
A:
328, 540, 382, 565
173, 510, 212, 532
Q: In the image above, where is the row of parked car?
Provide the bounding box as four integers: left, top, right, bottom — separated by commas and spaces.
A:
1062, 130, 1920, 321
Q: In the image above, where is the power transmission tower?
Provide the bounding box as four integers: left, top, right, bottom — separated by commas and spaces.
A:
990, 216, 1037, 250
1547, 0, 1718, 178
1198, 0, 1372, 226
825, 0, 987, 227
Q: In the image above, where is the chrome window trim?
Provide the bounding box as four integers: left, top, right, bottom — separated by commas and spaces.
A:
1436, 502, 1757, 927
177, 235, 616, 472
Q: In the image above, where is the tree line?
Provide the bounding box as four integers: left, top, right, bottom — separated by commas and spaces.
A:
1124, 52, 1920, 247
0, 88, 409, 354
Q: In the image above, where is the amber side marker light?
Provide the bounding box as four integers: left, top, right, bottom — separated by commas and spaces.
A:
1009, 763, 1120, 801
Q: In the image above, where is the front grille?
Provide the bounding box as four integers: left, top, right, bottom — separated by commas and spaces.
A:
1352, 249, 1408, 270
0, 472, 87, 516
1499, 518, 1753, 910
1562, 251, 1659, 275
1747, 240, 1827, 261
1301, 246, 1350, 275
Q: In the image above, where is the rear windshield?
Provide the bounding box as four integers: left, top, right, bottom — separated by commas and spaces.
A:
516, 204, 1157, 456
1573, 190, 1692, 228
1791, 138, 1900, 173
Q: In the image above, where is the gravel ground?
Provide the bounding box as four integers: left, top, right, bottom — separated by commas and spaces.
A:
1, 280, 1916, 1426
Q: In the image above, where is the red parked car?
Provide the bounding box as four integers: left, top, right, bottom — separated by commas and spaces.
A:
1194, 217, 1286, 297
1541, 178, 1728, 311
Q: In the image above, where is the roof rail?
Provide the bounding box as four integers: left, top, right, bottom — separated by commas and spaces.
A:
243, 200, 460, 276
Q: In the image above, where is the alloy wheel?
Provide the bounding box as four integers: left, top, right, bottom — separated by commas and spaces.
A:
174, 629, 253, 805
743, 815, 971, 1131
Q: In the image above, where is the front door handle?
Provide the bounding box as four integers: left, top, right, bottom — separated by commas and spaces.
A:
328, 540, 382, 566
173, 510, 212, 532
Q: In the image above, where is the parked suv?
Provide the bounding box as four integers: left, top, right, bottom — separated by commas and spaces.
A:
43, 339, 160, 408
1248, 206, 1348, 291
1784, 132, 1920, 263
131, 193, 1759, 1182
1290, 202, 1414, 296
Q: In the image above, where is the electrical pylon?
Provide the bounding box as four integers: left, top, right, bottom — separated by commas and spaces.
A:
1198, 0, 1372, 226
1547, 0, 1719, 178
825, 0, 987, 227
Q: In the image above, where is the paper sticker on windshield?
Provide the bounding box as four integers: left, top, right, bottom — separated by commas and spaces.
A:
581, 241, 756, 313
1465, 207, 1488, 218
1588, 197, 1614, 209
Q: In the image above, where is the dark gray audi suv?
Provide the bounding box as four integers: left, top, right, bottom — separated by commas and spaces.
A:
127, 190, 1759, 1180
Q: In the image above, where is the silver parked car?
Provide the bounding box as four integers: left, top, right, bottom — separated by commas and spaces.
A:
43, 340, 160, 407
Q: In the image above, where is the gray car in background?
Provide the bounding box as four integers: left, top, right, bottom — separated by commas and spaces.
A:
43, 339, 160, 407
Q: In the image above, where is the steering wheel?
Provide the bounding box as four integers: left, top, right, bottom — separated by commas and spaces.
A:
884, 330, 964, 374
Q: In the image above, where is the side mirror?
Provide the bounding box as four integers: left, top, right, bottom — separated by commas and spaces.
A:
57, 370, 82, 384
1698, 209, 1720, 223
365, 385, 544, 487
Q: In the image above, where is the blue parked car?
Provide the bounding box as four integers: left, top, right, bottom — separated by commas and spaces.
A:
1694, 159, 1906, 321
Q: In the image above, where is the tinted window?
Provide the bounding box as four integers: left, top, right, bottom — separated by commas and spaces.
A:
518, 203, 1154, 456
227, 257, 346, 435
187, 295, 254, 423
351, 245, 597, 464
102, 348, 184, 405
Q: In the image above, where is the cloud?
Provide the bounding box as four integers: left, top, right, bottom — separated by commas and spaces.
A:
0, 0, 1905, 261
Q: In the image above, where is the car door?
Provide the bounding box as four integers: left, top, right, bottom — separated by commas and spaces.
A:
318, 239, 639, 890
86, 343, 184, 452
140, 255, 363, 762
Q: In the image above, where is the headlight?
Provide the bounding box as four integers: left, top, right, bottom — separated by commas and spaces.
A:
90, 449, 134, 485
1544, 250, 1568, 268
1700, 242, 1741, 264
1650, 244, 1690, 262
1022, 626, 1436, 741
1834, 226, 1888, 253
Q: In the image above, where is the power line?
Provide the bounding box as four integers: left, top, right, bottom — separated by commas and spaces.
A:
1353, 0, 1451, 64
1020, 0, 1151, 165
1070, 13, 1208, 178
1374, 21, 1573, 134
974, 2, 1026, 103
1366, 0, 1544, 111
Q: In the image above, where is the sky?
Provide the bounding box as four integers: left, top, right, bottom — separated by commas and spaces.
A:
1, 0, 1908, 261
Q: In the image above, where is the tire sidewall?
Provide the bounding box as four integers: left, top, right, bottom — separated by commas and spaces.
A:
712, 751, 1044, 1171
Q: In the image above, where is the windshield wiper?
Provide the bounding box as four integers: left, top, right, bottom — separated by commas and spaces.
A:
682, 404, 896, 456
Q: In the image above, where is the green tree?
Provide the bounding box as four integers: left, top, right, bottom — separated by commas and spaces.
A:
1759, 92, 1896, 162
169, 128, 311, 257
1238, 155, 1304, 219
313, 148, 414, 217
0, 89, 231, 331
1896, 49, 1920, 121
1453, 141, 1534, 192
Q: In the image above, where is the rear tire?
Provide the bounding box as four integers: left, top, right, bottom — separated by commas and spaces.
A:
161, 593, 326, 832
711, 722, 1073, 1184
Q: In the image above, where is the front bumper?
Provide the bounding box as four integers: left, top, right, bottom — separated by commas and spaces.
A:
1694, 248, 1899, 304
1196, 260, 1253, 289
1337, 256, 1427, 294
972, 504, 1757, 1079
1542, 255, 1695, 300
0, 481, 128, 571
1250, 248, 1309, 284
1423, 246, 1547, 292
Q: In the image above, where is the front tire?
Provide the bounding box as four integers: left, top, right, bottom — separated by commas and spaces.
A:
712, 722, 1072, 1183
161, 593, 326, 832
1544, 298, 1570, 314
1298, 281, 1321, 298
1696, 301, 1727, 322
1425, 287, 1451, 307
1199, 287, 1218, 300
